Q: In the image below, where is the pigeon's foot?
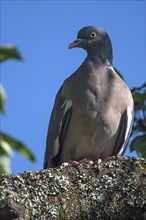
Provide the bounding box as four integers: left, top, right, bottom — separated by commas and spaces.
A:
103, 155, 116, 162
61, 156, 116, 167
61, 158, 94, 167
92, 156, 116, 165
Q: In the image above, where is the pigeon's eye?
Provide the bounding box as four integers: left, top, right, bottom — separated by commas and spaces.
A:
90, 32, 97, 38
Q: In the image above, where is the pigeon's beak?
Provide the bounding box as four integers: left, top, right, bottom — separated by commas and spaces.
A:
68, 39, 83, 49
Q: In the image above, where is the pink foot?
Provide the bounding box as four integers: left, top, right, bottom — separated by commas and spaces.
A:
103, 156, 116, 162
77, 158, 93, 164
61, 158, 94, 167
93, 156, 116, 165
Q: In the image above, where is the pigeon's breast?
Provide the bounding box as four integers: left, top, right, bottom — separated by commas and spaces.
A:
60, 67, 123, 162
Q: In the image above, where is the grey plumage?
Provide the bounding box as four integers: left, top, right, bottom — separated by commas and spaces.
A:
44, 26, 134, 168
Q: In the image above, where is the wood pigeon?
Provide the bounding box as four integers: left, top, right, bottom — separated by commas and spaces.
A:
44, 26, 134, 168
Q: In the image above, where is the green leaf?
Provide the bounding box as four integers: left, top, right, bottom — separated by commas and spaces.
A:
133, 91, 146, 110
0, 133, 35, 162
0, 137, 13, 157
130, 135, 146, 158
0, 85, 7, 113
0, 45, 22, 62
133, 92, 146, 103
0, 156, 11, 175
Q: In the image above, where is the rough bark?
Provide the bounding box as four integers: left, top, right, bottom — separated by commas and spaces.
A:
0, 156, 146, 220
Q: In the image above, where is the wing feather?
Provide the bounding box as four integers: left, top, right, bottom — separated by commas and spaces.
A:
113, 108, 134, 156
44, 86, 72, 168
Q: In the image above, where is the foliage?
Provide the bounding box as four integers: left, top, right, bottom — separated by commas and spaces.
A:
0, 45, 22, 62
0, 85, 7, 113
0, 45, 35, 175
130, 83, 146, 158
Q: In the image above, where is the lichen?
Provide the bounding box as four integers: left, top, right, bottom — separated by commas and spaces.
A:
0, 157, 145, 219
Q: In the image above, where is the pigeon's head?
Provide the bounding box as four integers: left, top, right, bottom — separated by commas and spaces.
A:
69, 26, 113, 64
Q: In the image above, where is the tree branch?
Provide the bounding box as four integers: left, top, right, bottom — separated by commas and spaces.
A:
0, 157, 146, 219
131, 83, 146, 93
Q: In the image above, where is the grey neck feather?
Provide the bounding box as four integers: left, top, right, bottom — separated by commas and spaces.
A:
87, 48, 113, 66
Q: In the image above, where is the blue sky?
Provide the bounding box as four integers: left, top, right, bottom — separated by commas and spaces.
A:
0, 1, 145, 175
